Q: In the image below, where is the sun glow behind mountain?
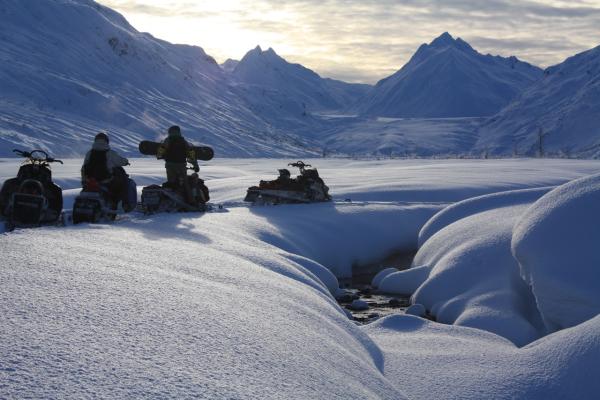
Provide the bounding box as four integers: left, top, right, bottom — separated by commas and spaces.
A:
89, 0, 600, 83
98, 0, 301, 70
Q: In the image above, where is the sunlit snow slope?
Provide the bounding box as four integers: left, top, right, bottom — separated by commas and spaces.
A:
0, 0, 318, 157
477, 44, 600, 158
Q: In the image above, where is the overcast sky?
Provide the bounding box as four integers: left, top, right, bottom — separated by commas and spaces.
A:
98, 0, 600, 84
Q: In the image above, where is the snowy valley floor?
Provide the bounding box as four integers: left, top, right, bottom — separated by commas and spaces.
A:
1, 158, 600, 399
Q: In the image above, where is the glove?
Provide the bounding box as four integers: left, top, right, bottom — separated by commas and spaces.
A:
156, 145, 166, 159
193, 165, 200, 173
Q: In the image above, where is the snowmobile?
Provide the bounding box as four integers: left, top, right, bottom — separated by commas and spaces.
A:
0, 149, 64, 231
244, 161, 331, 204
140, 162, 210, 214
72, 167, 137, 224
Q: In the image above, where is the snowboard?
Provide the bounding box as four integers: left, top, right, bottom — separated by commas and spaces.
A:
138, 140, 214, 161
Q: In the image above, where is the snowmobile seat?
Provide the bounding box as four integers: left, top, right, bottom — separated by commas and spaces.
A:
278, 169, 291, 179
19, 179, 45, 196
17, 163, 53, 185
302, 169, 320, 179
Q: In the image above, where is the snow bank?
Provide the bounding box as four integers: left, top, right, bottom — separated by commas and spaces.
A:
247, 202, 437, 277
513, 173, 600, 332
364, 313, 600, 400
3, 159, 600, 398
418, 186, 552, 246
0, 210, 406, 399
380, 172, 600, 349
380, 188, 550, 345
378, 265, 429, 295
371, 267, 398, 288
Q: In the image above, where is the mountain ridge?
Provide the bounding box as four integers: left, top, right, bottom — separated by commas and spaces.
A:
476, 44, 600, 157
355, 32, 543, 118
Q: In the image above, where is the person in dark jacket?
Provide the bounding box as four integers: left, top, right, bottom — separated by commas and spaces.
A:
81, 132, 130, 209
157, 125, 198, 201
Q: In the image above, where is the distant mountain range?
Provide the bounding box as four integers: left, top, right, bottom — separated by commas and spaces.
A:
0, 0, 599, 158
354, 32, 543, 118
231, 46, 369, 112
476, 44, 600, 158
0, 0, 322, 157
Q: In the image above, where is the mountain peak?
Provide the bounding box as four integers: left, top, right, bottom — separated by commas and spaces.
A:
361, 32, 543, 118
244, 45, 280, 60
430, 32, 455, 47
428, 32, 473, 52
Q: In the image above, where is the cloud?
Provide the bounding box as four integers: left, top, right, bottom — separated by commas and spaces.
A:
97, 0, 600, 83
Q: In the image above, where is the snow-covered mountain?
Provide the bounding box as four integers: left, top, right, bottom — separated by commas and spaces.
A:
476, 45, 600, 157
0, 0, 320, 157
4, 0, 599, 160
232, 46, 370, 113
220, 58, 239, 73
355, 32, 543, 118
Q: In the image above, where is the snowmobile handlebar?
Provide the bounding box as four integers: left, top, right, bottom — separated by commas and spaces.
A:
13, 149, 63, 164
288, 161, 311, 169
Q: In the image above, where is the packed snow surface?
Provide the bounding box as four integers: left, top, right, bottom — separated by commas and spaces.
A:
2, 158, 600, 399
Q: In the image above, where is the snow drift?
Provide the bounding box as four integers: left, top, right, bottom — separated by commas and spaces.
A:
3, 158, 600, 399
380, 188, 549, 346
513, 173, 600, 333
0, 206, 412, 399
366, 313, 600, 400
373, 172, 600, 399
380, 172, 600, 347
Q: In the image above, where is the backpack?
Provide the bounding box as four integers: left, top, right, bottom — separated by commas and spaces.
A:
163, 136, 188, 163
84, 150, 111, 181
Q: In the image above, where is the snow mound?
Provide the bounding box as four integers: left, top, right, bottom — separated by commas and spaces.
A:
405, 304, 426, 317
0, 208, 407, 399
378, 265, 430, 295
371, 267, 398, 288
383, 187, 552, 345
418, 186, 553, 246
365, 313, 600, 400
513, 173, 600, 332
